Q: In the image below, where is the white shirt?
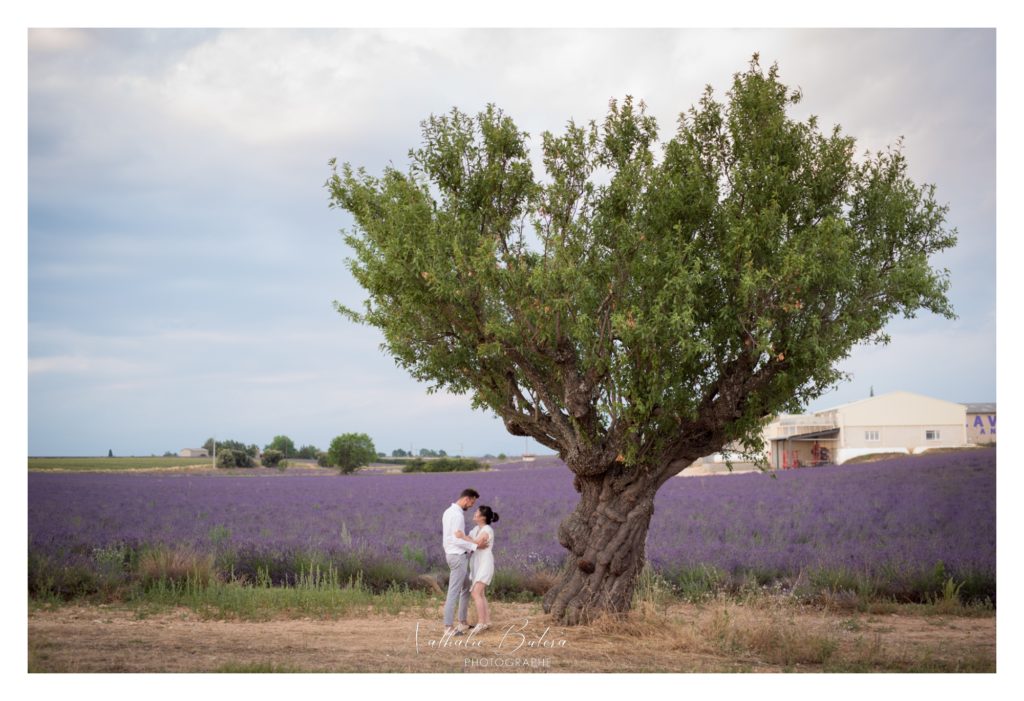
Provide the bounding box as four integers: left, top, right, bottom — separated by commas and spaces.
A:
442, 503, 478, 555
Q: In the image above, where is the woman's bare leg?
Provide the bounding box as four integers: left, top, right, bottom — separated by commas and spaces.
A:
473, 582, 491, 625
470, 581, 486, 625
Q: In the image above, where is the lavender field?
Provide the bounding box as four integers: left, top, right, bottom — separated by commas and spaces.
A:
28, 449, 996, 603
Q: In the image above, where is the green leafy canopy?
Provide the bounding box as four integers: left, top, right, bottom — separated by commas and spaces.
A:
327, 433, 377, 474
326, 55, 956, 476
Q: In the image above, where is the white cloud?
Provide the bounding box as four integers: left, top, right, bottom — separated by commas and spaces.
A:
142, 29, 448, 145
25, 28, 996, 456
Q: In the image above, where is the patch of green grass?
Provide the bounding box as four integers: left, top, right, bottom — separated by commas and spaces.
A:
124, 570, 435, 621
29, 456, 210, 471
28, 542, 996, 619
662, 565, 727, 603
789, 562, 995, 610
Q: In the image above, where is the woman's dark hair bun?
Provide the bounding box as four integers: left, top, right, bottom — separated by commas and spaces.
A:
478, 505, 500, 525
491, 511, 500, 524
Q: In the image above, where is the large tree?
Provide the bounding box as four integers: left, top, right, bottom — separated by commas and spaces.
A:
326, 56, 956, 624
264, 435, 297, 457
326, 433, 378, 474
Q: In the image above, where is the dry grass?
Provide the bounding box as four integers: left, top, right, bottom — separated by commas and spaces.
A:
522, 571, 557, 597
28, 596, 994, 672
678, 604, 838, 667
582, 594, 994, 672
136, 546, 216, 588
589, 599, 835, 669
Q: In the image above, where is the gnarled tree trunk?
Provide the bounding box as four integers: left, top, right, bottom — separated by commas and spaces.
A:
542, 459, 687, 624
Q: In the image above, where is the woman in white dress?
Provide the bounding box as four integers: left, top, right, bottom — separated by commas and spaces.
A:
456, 505, 499, 633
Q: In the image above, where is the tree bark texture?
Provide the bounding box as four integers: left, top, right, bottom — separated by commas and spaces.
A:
542, 462, 668, 625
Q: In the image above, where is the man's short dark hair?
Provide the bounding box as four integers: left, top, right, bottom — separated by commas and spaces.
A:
460, 488, 480, 499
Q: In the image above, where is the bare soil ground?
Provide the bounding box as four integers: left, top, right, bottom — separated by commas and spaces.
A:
28, 600, 995, 673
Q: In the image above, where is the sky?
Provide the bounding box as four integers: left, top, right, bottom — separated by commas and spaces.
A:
25, 27, 997, 457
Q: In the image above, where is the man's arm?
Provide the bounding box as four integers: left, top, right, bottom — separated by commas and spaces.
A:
445, 512, 477, 552
456, 529, 489, 548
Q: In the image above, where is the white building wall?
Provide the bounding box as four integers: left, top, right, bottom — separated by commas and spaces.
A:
828, 391, 966, 463
693, 392, 971, 471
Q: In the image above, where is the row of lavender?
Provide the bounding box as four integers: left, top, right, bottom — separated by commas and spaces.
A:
28, 449, 996, 601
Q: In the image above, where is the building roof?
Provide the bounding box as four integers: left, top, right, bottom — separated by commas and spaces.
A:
963, 403, 996, 413
812, 390, 965, 416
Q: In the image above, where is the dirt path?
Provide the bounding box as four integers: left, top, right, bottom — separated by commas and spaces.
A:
28, 601, 995, 673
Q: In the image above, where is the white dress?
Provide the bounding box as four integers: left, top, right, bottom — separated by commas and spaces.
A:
469, 525, 495, 585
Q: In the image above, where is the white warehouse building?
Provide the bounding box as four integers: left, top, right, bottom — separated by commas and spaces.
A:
763, 391, 968, 468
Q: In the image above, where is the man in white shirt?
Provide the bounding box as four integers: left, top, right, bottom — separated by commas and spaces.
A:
442, 488, 487, 635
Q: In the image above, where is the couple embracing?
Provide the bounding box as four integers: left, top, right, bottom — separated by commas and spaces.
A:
441, 488, 500, 636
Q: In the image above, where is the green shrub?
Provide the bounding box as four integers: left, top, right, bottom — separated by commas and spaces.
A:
401, 457, 484, 473
261, 449, 285, 467
295, 444, 320, 459
216, 449, 254, 469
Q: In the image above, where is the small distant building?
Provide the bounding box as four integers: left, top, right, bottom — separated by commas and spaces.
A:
761, 391, 968, 467
963, 403, 996, 444
179, 448, 210, 458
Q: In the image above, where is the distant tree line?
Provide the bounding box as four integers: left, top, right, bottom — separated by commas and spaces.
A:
196, 434, 507, 474
401, 457, 484, 473
199, 433, 377, 475
390, 448, 449, 457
